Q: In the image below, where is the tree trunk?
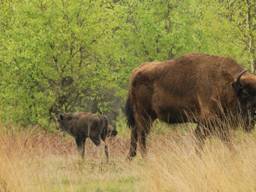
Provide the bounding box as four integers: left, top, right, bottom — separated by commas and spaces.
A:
245, 0, 256, 72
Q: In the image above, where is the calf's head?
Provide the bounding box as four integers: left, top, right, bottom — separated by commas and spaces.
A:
100, 115, 118, 137
107, 124, 118, 137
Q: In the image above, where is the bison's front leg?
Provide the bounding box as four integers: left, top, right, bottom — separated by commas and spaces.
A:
75, 136, 86, 158
194, 123, 210, 152
217, 126, 234, 151
194, 120, 234, 152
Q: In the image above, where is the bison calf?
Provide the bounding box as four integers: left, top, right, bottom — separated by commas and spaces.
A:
57, 112, 117, 160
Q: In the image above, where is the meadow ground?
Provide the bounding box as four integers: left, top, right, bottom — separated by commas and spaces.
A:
0, 123, 256, 192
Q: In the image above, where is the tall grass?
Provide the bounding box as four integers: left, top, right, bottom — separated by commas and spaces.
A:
0, 124, 256, 191
140, 131, 256, 192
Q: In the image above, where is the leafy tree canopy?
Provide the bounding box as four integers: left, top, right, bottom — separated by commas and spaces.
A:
0, 0, 255, 128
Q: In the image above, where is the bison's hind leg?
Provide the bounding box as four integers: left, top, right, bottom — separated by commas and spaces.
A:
135, 113, 154, 158
127, 127, 138, 160
127, 111, 155, 160
138, 129, 147, 158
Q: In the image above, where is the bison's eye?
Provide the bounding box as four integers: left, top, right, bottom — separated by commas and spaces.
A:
241, 89, 250, 98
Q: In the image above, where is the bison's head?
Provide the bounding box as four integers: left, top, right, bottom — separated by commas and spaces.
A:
56, 113, 73, 132
233, 70, 256, 116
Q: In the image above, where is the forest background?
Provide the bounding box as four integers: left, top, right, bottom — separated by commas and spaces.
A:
0, 0, 255, 129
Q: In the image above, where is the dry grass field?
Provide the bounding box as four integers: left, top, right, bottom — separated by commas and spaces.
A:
0, 123, 256, 192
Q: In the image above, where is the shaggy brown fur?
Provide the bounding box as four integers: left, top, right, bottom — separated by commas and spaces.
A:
57, 112, 117, 160
125, 53, 256, 159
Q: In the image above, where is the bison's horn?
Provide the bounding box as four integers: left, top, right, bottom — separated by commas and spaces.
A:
236, 69, 247, 84
232, 69, 248, 94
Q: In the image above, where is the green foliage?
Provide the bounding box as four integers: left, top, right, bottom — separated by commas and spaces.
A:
0, 0, 255, 128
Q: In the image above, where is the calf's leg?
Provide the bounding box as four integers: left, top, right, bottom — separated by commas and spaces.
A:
91, 136, 102, 159
91, 137, 109, 161
102, 139, 109, 162
75, 136, 86, 158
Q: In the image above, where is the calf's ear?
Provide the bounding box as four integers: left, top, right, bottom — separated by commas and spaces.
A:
58, 113, 64, 121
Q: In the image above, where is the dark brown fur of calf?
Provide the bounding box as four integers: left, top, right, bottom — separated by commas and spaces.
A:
57, 112, 117, 160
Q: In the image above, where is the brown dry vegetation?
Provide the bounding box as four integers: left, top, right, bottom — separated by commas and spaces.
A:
0, 124, 256, 192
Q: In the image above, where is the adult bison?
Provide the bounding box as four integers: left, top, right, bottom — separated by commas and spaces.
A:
57, 112, 117, 160
125, 53, 256, 159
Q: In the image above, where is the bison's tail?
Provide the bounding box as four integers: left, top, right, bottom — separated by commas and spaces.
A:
125, 95, 135, 129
